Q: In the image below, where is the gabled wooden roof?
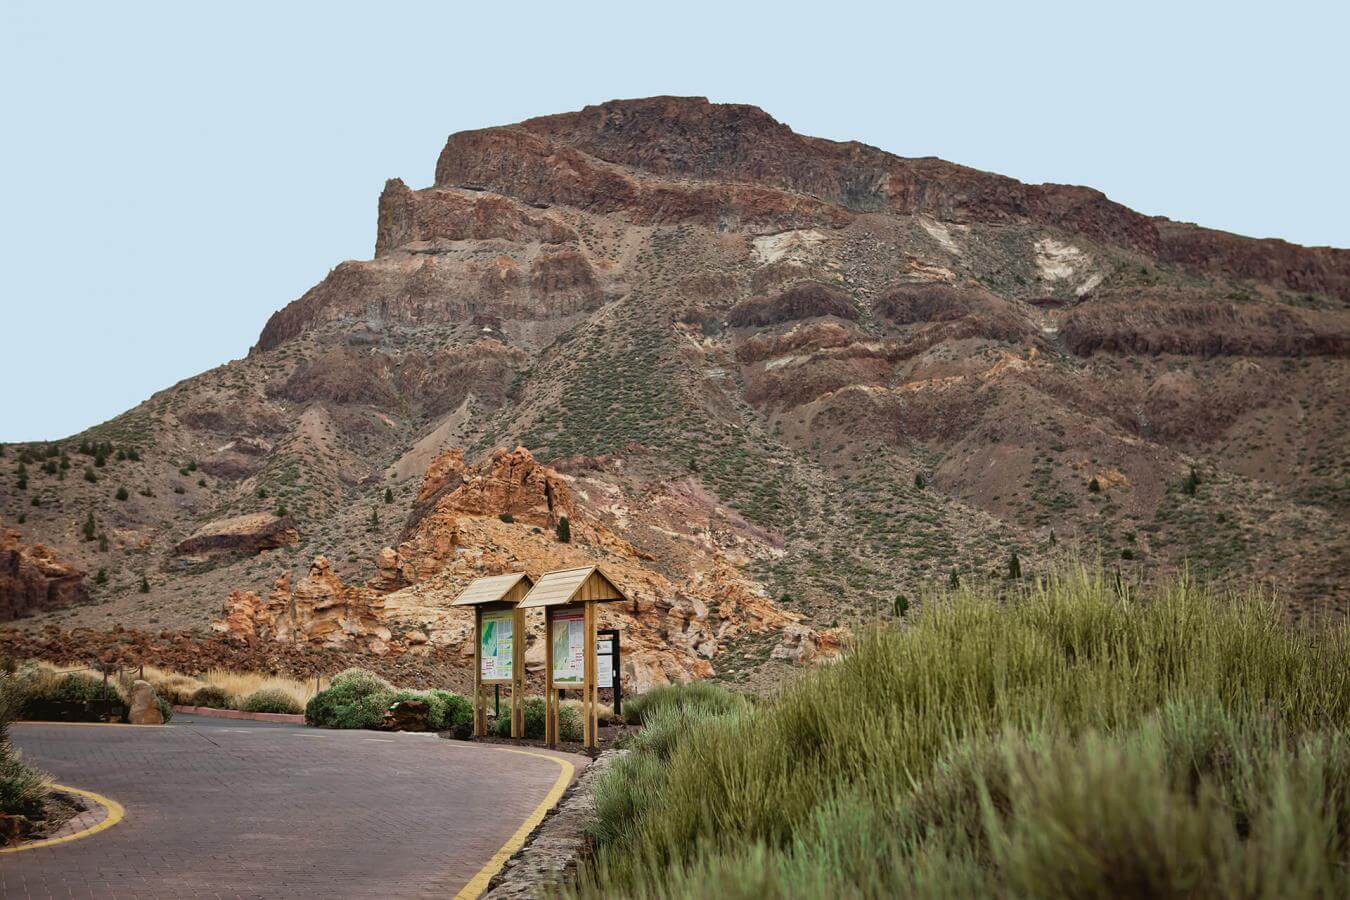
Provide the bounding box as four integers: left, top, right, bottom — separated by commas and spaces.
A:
451, 572, 535, 607
517, 565, 627, 609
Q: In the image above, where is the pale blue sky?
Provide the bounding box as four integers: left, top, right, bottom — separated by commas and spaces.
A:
2, 0, 1346, 441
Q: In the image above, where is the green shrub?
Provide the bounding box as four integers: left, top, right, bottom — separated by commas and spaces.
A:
241, 689, 302, 715
157, 698, 173, 722
330, 668, 392, 694
188, 685, 234, 709
27, 672, 121, 705
574, 566, 1350, 898
305, 669, 397, 729
0, 750, 49, 819
622, 681, 749, 726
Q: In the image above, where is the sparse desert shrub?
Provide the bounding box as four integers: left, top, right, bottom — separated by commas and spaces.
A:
188, 685, 233, 709
241, 689, 303, 715
114, 486, 128, 501
622, 681, 749, 726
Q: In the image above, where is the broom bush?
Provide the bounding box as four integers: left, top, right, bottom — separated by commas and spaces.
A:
572, 564, 1350, 899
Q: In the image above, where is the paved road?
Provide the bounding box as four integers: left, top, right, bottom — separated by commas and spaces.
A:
3, 717, 583, 899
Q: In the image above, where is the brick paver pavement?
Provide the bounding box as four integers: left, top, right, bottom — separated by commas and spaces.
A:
3, 716, 585, 899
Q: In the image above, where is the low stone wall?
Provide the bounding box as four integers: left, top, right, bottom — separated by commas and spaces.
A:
172, 705, 305, 725
485, 748, 627, 899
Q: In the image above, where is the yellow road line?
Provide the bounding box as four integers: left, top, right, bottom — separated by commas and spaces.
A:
451, 745, 579, 900
1, 783, 125, 854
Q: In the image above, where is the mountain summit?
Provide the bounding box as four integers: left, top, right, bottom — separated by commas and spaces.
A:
3, 97, 1346, 683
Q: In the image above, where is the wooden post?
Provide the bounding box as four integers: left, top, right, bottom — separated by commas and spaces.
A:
544, 607, 557, 747
511, 606, 525, 739
473, 606, 487, 737
583, 599, 598, 750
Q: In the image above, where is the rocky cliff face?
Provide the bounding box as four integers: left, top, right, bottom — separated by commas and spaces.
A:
2, 97, 1346, 689
1, 523, 87, 621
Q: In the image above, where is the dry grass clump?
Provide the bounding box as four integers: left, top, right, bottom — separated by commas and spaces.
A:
19, 662, 323, 712
574, 565, 1350, 899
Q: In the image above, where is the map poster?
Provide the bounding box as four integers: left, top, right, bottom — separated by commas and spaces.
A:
479, 611, 514, 681
552, 611, 585, 685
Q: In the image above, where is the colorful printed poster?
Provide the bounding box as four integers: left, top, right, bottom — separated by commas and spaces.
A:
552, 611, 585, 685
480, 611, 514, 681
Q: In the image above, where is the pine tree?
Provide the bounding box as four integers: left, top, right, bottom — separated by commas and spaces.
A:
948, 568, 959, 589
83, 512, 96, 541
1182, 466, 1201, 496
94, 568, 107, 586
893, 595, 910, 617
384, 487, 393, 504
368, 506, 380, 531
914, 473, 925, 489
115, 486, 129, 501
139, 574, 150, 594
1008, 550, 1022, 580
276, 504, 288, 517
126, 448, 140, 462
15, 462, 27, 490
556, 516, 571, 543
1088, 477, 1101, 493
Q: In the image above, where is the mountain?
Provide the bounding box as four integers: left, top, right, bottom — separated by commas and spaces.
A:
2, 97, 1346, 685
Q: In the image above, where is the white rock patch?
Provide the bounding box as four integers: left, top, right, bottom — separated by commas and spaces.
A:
919, 218, 965, 256
753, 229, 826, 265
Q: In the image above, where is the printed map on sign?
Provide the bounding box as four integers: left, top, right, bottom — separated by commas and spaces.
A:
552, 611, 585, 685
480, 611, 513, 681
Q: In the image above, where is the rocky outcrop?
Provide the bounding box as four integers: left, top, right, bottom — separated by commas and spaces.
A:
376, 179, 577, 256
726, 282, 858, 328
173, 513, 298, 559
1061, 294, 1349, 358
215, 556, 394, 654
0, 524, 87, 622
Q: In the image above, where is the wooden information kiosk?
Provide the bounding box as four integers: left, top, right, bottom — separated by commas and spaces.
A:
451, 572, 533, 738
518, 565, 627, 750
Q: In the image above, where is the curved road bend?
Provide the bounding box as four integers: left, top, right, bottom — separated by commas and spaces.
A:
4, 717, 585, 899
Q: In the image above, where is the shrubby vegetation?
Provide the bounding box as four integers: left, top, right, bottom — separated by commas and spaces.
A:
574, 566, 1350, 899
490, 697, 584, 742
621, 680, 749, 726
304, 668, 472, 733
241, 688, 304, 715
1, 664, 50, 827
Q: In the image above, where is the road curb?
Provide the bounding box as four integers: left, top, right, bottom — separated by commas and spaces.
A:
172, 705, 306, 724
0, 783, 125, 854
448, 744, 580, 900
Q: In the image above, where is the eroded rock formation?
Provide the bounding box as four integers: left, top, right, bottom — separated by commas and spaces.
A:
0, 523, 87, 621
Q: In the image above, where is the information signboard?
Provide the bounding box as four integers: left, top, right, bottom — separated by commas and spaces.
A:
597, 639, 613, 689
551, 610, 585, 685
479, 610, 514, 681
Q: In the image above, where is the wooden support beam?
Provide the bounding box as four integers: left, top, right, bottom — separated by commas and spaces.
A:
511, 606, 525, 738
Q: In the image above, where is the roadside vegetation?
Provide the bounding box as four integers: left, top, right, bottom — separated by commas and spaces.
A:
304, 668, 474, 734
574, 565, 1350, 899
1, 662, 51, 841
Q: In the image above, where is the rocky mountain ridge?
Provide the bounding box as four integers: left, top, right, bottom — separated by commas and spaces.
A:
2, 96, 1346, 687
